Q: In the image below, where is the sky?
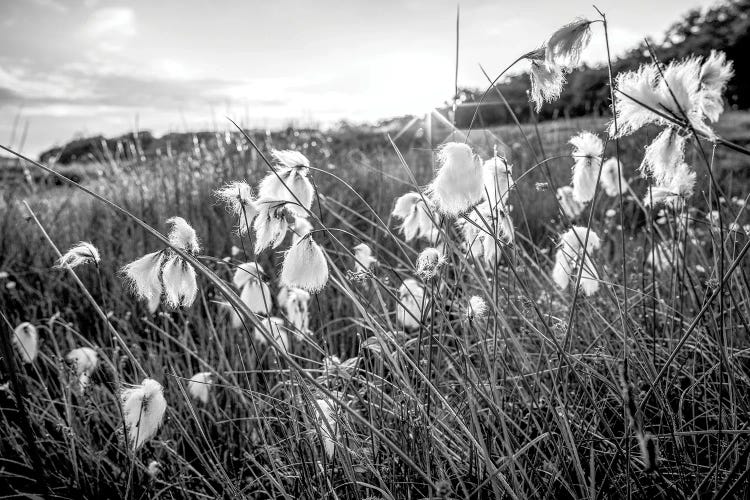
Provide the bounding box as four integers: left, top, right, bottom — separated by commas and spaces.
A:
0, 0, 720, 157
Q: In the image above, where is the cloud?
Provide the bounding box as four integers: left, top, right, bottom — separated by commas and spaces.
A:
82, 7, 136, 51
30, 0, 68, 13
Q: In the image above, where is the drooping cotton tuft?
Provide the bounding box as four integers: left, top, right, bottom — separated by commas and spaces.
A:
466, 296, 488, 320
611, 64, 662, 137
698, 50, 733, 122
55, 242, 100, 269
553, 226, 602, 295
556, 186, 585, 219
253, 316, 289, 352
12, 322, 38, 364
214, 181, 258, 234
166, 217, 200, 254
352, 243, 377, 272
600, 157, 628, 197
545, 18, 593, 71
122, 251, 165, 313
569, 132, 604, 203
528, 54, 566, 112
392, 192, 440, 242
258, 150, 314, 217
644, 162, 696, 210
310, 397, 340, 459
427, 142, 484, 216
460, 201, 514, 266
280, 237, 329, 293
253, 198, 291, 253
161, 255, 198, 308
641, 128, 686, 184
482, 156, 514, 206
188, 372, 212, 404
121, 378, 167, 450
415, 247, 444, 280
66, 347, 98, 391
277, 286, 311, 333
397, 278, 425, 330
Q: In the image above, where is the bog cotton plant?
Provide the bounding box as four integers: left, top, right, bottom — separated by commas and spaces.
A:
280, 236, 329, 293
600, 157, 628, 197
612, 51, 733, 139
122, 217, 200, 311
545, 18, 593, 71
66, 347, 98, 391
428, 142, 484, 217
214, 181, 258, 234
277, 286, 311, 333
12, 322, 38, 364
188, 372, 212, 404
569, 132, 604, 203
641, 128, 687, 184
233, 263, 272, 315
552, 226, 602, 296
253, 198, 291, 253
466, 296, 488, 321
258, 150, 315, 217
352, 243, 377, 272
416, 247, 444, 280
54, 242, 100, 269
644, 162, 696, 209
392, 192, 439, 242
309, 396, 340, 459
482, 156, 514, 206
121, 378, 167, 450
526, 48, 566, 112
397, 278, 425, 330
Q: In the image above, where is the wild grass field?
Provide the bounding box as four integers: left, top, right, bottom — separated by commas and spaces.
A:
3, 15, 750, 500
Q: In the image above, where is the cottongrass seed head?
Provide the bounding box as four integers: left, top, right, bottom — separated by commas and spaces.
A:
482, 156, 514, 206
55, 242, 100, 269
569, 131, 604, 203
352, 243, 377, 272
310, 397, 340, 459
258, 149, 314, 217
214, 181, 258, 234
253, 198, 291, 253
556, 186, 585, 219
641, 128, 686, 183
528, 53, 566, 112
166, 216, 200, 254
121, 378, 167, 450
13, 322, 38, 364
397, 278, 425, 330
600, 157, 628, 197
188, 372, 213, 404
416, 247, 444, 280
253, 316, 289, 352
545, 18, 592, 71
466, 296, 488, 320
277, 286, 311, 333
122, 251, 165, 313
161, 254, 198, 308
698, 50, 733, 122
392, 192, 439, 242
66, 347, 98, 391
428, 142, 484, 217
280, 237, 329, 293
553, 226, 602, 295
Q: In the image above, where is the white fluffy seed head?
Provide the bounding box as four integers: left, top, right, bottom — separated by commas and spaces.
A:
310, 397, 339, 458
553, 226, 602, 294
466, 296, 488, 320
545, 18, 592, 71
397, 279, 425, 330
392, 192, 439, 242
699, 50, 733, 122
253, 198, 290, 253
528, 54, 566, 112
66, 347, 98, 376
166, 217, 200, 253
122, 251, 165, 313
214, 181, 256, 216
600, 157, 628, 197
271, 149, 310, 170
12, 322, 38, 364
570, 132, 604, 203
483, 156, 514, 206
291, 217, 313, 242
55, 242, 100, 269
416, 247, 444, 280
428, 142, 484, 217
277, 286, 311, 333
188, 372, 213, 404
161, 255, 198, 308
232, 263, 265, 289
121, 378, 167, 450
611, 64, 662, 137
280, 237, 329, 293
352, 243, 377, 272
641, 128, 686, 184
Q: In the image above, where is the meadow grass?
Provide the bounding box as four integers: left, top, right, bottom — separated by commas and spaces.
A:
2, 28, 750, 500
